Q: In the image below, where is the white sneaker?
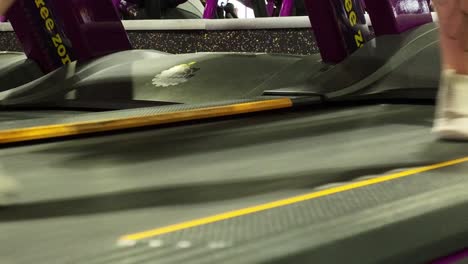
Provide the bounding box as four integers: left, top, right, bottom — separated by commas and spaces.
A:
433, 69, 468, 140
0, 174, 19, 206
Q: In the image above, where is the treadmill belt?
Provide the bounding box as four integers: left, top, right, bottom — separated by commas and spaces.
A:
0, 104, 467, 264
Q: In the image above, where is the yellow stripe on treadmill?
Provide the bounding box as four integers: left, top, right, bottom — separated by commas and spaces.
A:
0, 98, 293, 144
119, 156, 468, 242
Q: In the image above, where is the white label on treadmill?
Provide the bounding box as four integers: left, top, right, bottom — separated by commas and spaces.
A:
152, 62, 198, 87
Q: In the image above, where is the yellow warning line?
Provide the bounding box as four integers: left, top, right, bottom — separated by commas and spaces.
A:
0, 98, 293, 144
119, 156, 468, 242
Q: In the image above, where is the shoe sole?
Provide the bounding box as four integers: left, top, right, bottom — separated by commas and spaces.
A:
433, 117, 468, 140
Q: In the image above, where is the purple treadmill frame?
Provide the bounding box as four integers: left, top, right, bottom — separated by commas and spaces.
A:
364, 0, 432, 36
279, 0, 294, 16
266, 0, 274, 16
431, 249, 468, 264
203, 0, 217, 18
53, 0, 132, 61
203, 0, 295, 18
7, 0, 131, 73
304, 0, 434, 63
304, 0, 370, 63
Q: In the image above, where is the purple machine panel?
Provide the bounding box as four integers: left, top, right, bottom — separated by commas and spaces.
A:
266, 0, 275, 16
364, 0, 432, 36
431, 249, 468, 264
279, 0, 294, 16
117, 0, 140, 18
7, 0, 132, 73
304, 0, 370, 63
203, 0, 217, 18
112, 0, 121, 10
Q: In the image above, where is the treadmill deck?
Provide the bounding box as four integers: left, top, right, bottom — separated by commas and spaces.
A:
1, 104, 467, 264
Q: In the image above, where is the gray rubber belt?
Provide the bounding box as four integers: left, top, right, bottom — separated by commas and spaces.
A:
71, 163, 468, 264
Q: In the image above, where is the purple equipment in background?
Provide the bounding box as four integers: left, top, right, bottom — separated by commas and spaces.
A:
279, 0, 294, 16
203, 0, 218, 18
304, 0, 370, 63
7, 0, 132, 73
364, 0, 432, 36
204, 0, 295, 18
266, 0, 275, 16
304, 0, 434, 63
431, 249, 468, 264
112, 0, 121, 9
114, 0, 140, 18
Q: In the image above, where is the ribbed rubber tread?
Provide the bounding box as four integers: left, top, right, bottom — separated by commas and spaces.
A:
71, 163, 468, 264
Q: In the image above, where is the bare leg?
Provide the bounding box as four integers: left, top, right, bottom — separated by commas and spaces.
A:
0, 0, 16, 16
433, 0, 468, 73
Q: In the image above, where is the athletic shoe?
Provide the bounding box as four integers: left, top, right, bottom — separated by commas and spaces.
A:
433, 69, 468, 140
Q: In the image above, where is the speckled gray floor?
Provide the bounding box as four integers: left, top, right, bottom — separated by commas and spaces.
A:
0, 29, 319, 55
128, 29, 319, 54
0, 32, 20, 52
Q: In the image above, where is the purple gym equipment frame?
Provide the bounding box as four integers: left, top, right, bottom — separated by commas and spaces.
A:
279, 0, 294, 16
304, 0, 433, 63
431, 249, 468, 264
113, 0, 140, 18
364, 0, 432, 36
5, 0, 435, 72
305, 0, 370, 63
203, 0, 295, 18
203, 0, 218, 18
266, 0, 275, 16
6, 0, 131, 73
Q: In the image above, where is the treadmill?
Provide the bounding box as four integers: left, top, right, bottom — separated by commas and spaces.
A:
0, 0, 467, 263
